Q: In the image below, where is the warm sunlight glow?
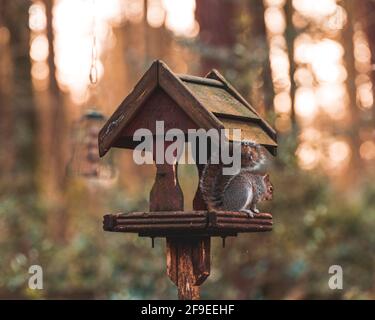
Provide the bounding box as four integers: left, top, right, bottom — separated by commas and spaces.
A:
326, 140, 351, 172
296, 37, 344, 64
29, 0, 371, 177
316, 83, 348, 120
354, 30, 372, 65
353, 27, 374, 110
265, 7, 286, 34
355, 41, 371, 65
295, 37, 346, 83
324, 5, 347, 31
293, 33, 349, 123
30, 0, 199, 103
274, 91, 291, 113
313, 63, 347, 83
329, 140, 350, 164
264, 0, 286, 7
295, 87, 317, 119
31, 61, 49, 80
311, 39, 345, 83
357, 82, 373, 109
292, 0, 337, 19
29, 1, 46, 32
263, 0, 361, 176
162, 0, 198, 37
147, 0, 165, 28
300, 127, 322, 142
29, 2, 49, 93
30, 34, 49, 62
124, 0, 144, 23
296, 142, 320, 170
53, 0, 119, 103
294, 67, 313, 87
294, 33, 314, 64
269, 42, 290, 91
360, 140, 375, 161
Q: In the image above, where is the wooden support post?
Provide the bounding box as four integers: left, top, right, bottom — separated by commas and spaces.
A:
149, 162, 183, 212
150, 152, 210, 299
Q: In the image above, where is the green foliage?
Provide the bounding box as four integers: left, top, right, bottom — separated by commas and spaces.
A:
203, 135, 375, 299
2, 132, 374, 299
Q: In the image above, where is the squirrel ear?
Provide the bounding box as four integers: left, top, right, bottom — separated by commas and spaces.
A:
263, 173, 269, 181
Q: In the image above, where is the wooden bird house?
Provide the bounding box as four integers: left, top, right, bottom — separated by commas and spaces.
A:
99, 60, 277, 299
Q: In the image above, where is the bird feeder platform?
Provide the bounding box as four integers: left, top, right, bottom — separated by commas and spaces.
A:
103, 211, 272, 238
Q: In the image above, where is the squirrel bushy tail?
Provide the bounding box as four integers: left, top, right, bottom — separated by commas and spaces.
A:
200, 161, 226, 211
200, 142, 266, 211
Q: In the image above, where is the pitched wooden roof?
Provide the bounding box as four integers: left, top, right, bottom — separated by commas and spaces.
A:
99, 60, 277, 157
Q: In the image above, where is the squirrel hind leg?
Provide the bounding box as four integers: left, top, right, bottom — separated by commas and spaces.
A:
222, 176, 253, 212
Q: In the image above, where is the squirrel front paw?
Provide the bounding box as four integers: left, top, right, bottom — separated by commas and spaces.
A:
252, 207, 260, 214
241, 209, 255, 218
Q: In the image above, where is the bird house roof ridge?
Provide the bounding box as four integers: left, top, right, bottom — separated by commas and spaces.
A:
176, 73, 224, 88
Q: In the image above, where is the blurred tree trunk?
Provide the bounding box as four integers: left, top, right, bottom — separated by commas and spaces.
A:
143, 0, 150, 66
285, 0, 297, 130
0, 0, 38, 254
41, 0, 68, 242
0, 0, 38, 187
45, 0, 67, 190
195, 0, 236, 73
0, 0, 15, 181
342, 0, 361, 177
363, 0, 375, 121
248, 0, 274, 115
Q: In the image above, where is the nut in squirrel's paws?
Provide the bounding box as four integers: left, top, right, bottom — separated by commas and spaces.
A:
241, 209, 256, 218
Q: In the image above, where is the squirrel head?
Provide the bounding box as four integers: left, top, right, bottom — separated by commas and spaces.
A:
262, 173, 273, 200
241, 141, 266, 169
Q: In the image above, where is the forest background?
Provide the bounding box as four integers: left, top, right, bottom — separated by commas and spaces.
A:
0, 0, 374, 299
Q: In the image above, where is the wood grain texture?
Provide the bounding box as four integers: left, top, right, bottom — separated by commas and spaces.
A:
177, 74, 224, 87
206, 69, 277, 144
120, 89, 199, 139
103, 211, 273, 235
99, 60, 278, 157
98, 60, 158, 156
176, 239, 200, 300
158, 61, 224, 131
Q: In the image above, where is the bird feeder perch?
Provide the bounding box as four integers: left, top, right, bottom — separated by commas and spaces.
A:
99, 60, 277, 299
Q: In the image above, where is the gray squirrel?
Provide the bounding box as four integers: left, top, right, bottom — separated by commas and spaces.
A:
200, 141, 273, 217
